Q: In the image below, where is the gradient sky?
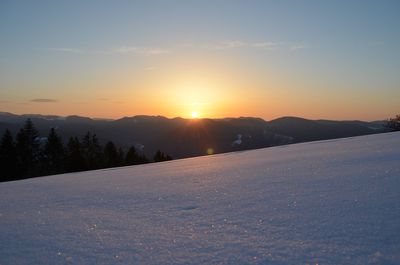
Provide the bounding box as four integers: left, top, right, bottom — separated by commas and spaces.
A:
0, 0, 399, 120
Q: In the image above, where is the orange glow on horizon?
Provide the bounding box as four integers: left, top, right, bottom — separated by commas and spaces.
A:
1, 53, 396, 122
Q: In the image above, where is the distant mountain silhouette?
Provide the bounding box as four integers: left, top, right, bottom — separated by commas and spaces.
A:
267, 116, 383, 142
0, 113, 385, 159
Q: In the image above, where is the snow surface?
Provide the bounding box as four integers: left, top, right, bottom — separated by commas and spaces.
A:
1, 132, 399, 265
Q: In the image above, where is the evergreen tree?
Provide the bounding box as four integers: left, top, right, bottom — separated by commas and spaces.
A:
125, 146, 149, 165
138, 153, 150, 164
42, 128, 65, 175
387, 114, 400, 131
1, 120, 161, 179
66, 137, 86, 172
125, 146, 138, 165
81, 132, 104, 169
104, 141, 119, 168
153, 150, 172, 162
15, 119, 40, 177
117, 147, 125, 166
153, 150, 163, 162
0, 130, 18, 181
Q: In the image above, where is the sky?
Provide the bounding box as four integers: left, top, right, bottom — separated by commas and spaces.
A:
0, 0, 399, 121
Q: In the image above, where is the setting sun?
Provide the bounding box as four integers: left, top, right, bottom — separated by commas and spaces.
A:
191, 111, 199, 119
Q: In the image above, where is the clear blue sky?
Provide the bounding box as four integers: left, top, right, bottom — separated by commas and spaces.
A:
1, 0, 399, 120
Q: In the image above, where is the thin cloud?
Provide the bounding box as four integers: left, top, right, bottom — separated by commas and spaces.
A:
97, 98, 124, 104
252, 41, 285, 49
207, 40, 247, 50
45, 48, 83, 54
31, 98, 58, 103
114, 46, 170, 55
289, 43, 308, 51
206, 40, 305, 51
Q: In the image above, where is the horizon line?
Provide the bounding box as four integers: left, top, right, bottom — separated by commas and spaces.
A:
0, 111, 387, 123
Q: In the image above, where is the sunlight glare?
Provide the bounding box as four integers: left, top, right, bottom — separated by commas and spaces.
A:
191, 111, 199, 119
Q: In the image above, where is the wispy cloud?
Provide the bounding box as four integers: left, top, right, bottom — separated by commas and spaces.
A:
97, 98, 125, 104
31, 98, 58, 103
207, 40, 247, 49
289, 43, 308, 51
45, 48, 83, 54
205, 40, 307, 52
252, 41, 285, 49
41, 45, 171, 56
42, 41, 307, 57
114, 46, 170, 55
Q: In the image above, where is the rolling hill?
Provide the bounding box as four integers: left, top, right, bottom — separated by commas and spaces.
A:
0, 112, 385, 159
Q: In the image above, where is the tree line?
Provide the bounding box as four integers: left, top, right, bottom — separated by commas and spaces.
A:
387, 114, 400, 131
0, 119, 172, 182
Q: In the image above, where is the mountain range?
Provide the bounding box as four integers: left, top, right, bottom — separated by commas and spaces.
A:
0, 112, 386, 159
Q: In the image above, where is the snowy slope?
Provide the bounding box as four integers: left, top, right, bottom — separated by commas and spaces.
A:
0, 132, 399, 265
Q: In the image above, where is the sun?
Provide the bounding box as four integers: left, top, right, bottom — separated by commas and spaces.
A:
191, 111, 200, 119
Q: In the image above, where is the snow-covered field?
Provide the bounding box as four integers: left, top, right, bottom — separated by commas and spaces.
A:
1, 132, 399, 264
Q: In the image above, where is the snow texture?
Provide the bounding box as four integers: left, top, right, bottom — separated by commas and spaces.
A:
0, 132, 399, 264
